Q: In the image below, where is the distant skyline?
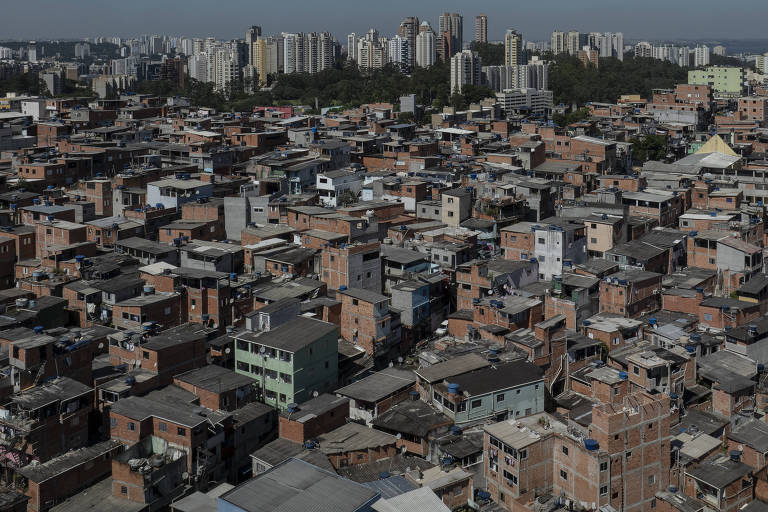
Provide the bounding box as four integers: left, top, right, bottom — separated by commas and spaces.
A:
2, 0, 767, 42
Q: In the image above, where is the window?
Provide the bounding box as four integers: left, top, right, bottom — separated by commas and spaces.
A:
626, 451, 632, 458
518, 449, 527, 459
600, 486, 608, 496
128, 422, 136, 431
121, 486, 127, 495
538, 238, 545, 244
560, 469, 568, 480
110, 418, 117, 428
159, 422, 167, 432
352, 299, 358, 306
600, 461, 608, 471
633, 366, 639, 375
648, 475, 655, 485
164, 307, 171, 315
177, 427, 186, 436
496, 393, 504, 402
279, 394, 287, 403
704, 313, 712, 321
591, 238, 597, 244
562, 446, 569, 455
471, 399, 482, 409
143, 351, 150, 359
503, 470, 518, 485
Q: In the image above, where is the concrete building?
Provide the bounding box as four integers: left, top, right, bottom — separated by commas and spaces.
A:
689, 66, 744, 98
146, 178, 213, 210
430, 361, 545, 425
475, 15, 488, 44
416, 22, 437, 68
694, 45, 710, 67
232, 316, 339, 409
441, 187, 473, 226
398, 16, 420, 69
317, 169, 364, 207
450, 50, 481, 94
438, 12, 463, 61
504, 30, 522, 67
495, 88, 553, 116
320, 241, 381, 292
551, 31, 566, 55
533, 220, 587, 280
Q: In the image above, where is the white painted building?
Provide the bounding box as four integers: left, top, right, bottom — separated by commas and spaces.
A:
316, 169, 364, 207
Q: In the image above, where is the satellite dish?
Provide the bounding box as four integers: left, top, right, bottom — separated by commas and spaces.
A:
395, 433, 402, 439
388, 361, 394, 368
128, 343, 134, 352
312, 390, 319, 398
182, 472, 189, 480
225, 347, 231, 354
397, 356, 403, 364
259, 346, 266, 354
98, 343, 104, 349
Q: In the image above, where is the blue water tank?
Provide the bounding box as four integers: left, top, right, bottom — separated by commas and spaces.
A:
229, 273, 237, 280
649, 318, 657, 325
339, 285, 347, 291
450, 425, 462, 435
33, 326, 44, 334
75, 255, 85, 263
379, 471, 390, 479
690, 230, 698, 237
618, 371, 628, 380
125, 376, 136, 386
583, 320, 591, 326
669, 486, 678, 493
584, 439, 599, 451
669, 393, 678, 400
685, 344, 696, 353
447, 383, 460, 394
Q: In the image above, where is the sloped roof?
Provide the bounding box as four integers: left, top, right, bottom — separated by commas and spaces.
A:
695, 134, 738, 157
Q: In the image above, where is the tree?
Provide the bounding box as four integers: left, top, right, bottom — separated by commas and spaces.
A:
629, 135, 667, 163
548, 54, 687, 105
337, 189, 358, 207
469, 42, 505, 66
552, 107, 591, 127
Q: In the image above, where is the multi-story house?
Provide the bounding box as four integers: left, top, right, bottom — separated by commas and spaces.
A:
232, 316, 339, 409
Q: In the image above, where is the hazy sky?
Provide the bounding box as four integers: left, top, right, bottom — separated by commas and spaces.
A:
2, 0, 766, 42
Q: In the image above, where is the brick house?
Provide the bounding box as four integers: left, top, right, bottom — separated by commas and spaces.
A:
278, 393, 349, 444
599, 270, 662, 318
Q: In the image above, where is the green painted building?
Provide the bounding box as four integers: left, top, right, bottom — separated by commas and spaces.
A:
233, 316, 339, 409
688, 66, 744, 98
